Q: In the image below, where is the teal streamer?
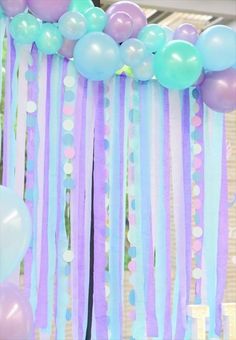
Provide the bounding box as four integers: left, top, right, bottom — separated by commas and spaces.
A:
203, 108, 224, 337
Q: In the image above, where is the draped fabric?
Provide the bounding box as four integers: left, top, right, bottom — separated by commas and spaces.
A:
0, 22, 229, 340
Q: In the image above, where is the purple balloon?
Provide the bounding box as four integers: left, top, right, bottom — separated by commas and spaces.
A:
0, 283, 33, 340
200, 68, 236, 113
27, 0, 70, 22
104, 11, 133, 43
106, 1, 147, 38
59, 38, 76, 59
174, 23, 199, 44
0, 0, 27, 16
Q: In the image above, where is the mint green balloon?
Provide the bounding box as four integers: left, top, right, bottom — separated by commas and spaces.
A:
84, 7, 107, 32
138, 24, 166, 53
69, 0, 94, 14
10, 13, 40, 45
36, 23, 63, 55
154, 40, 203, 89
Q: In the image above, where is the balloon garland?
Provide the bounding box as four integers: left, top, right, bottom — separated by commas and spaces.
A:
0, 0, 236, 112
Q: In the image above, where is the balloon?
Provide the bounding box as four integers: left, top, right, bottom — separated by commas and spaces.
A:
196, 25, 236, 71
74, 32, 121, 81
59, 38, 76, 59
194, 71, 205, 86
0, 0, 26, 17
84, 7, 107, 32
162, 26, 173, 42
200, 68, 236, 113
0, 283, 33, 340
58, 11, 87, 40
138, 24, 166, 53
104, 11, 133, 43
69, 0, 94, 13
133, 54, 154, 81
9, 13, 40, 45
36, 23, 63, 55
173, 23, 198, 44
27, 0, 70, 22
120, 38, 148, 68
0, 5, 5, 18
0, 186, 32, 283
154, 40, 203, 89
106, 1, 147, 37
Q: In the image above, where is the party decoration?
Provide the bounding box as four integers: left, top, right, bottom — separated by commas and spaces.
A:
0, 283, 33, 340
138, 24, 166, 53
59, 38, 76, 58
0, 0, 26, 17
104, 11, 133, 43
0, 186, 32, 283
200, 68, 236, 112
120, 38, 147, 67
58, 11, 87, 40
154, 40, 203, 89
173, 23, 198, 44
27, 0, 70, 22
162, 26, 174, 42
106, 1, 147, 37
196, 25, 236, 71
69, 0, 94, 13
9, 13, 40, 45
73, 32, 121, 80
84, 7, 107, 32
36, 23, 63, 55
132, 53, 154, 81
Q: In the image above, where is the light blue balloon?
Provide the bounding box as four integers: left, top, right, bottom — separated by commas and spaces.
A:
58, 11, 87, 40
138, 24, 166, 53
84, 7, 107, 32
133, 53, 154, 81
120, 38, 148, 68
9, 13, 40, 45
0, 186, 32, 283
36, 23, 63, 55
196, 25, 236, 71
162, 26, 173, 42
73, 32, 121, 80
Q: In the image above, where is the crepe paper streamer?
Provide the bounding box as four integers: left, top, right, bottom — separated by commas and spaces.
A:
35, 56, 52, 328
93, 81, 108, 340
153, 83, 172, 339
203, 107, 224, 337
169, 90, 187, 339
0, 18, 6, 172
215, 122, 228, 335
139, 80, 158, 337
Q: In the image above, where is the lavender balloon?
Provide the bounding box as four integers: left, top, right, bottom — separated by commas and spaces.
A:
27, 0, 70, 22
104, 11, 133, 43
106, 1, 147, 37
200, 68, 236, 112
174, 23, 199, 44
0, 0, 26, 17
0, 283, 33, 340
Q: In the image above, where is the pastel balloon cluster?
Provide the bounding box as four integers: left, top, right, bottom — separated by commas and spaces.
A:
1, 0, 236, 112
0, 186, 33, 339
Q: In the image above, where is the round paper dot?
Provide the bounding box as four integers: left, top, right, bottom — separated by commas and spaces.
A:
193, 198, 201, 210
127, 229, 136, 244
63, 250, 74, 262
129, 152, 134, 163
193, 158, 202, 169
64, 90, 75, 102
128, 310, 136, 321
128, 260, 136, 272
195, 255, 201, 266
191, 130, 200, 141
192, 267, 202, 279
193, 227, 203, 238
64, 178, 75, 189
26, 101, 37, 113
64, 147, 75, 159
64, 163, 73, 175
193, 239, 202, 252
104, 139, 109, 150
193, 172, 201, 183
128, 247, 136, 258
129, 290, 135, 305
129, 213, 136, 226
193, 185, 200, 197
104, 124, 110, 135
63, 105, 74, 116
63, 134, 74, 146
131, 199, 136, 210
64, 75, 75, 88
192, 115, 202, 127
66, 309, 72, 321
192, 88, 200, 99
193, 143, 202, 155
63, 119, 74, 131
105, 284, 110, 297
129, 109, 139, 123
194, 214, 200, 225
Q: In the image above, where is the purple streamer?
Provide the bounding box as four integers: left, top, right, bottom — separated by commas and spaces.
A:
215, 122, 228, 335
93, 81, 108, 340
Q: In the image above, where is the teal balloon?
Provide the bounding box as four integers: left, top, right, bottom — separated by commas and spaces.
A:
73, 32, 121, 81
162, 26, 173, 42
120, 38, 148, 67
154, 40, 203, 89
0, 6, 4, 18
58, 11, 87, 40
196, 25, 236, 71
138, 24, 166, 53
9, 13, 40, 44
0, 186, 32, 283
133, 54, 154, 81
84, 7, 107, 32
36, 23, 63, 55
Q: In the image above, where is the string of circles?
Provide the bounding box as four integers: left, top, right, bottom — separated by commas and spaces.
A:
0, 0, 236, 113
